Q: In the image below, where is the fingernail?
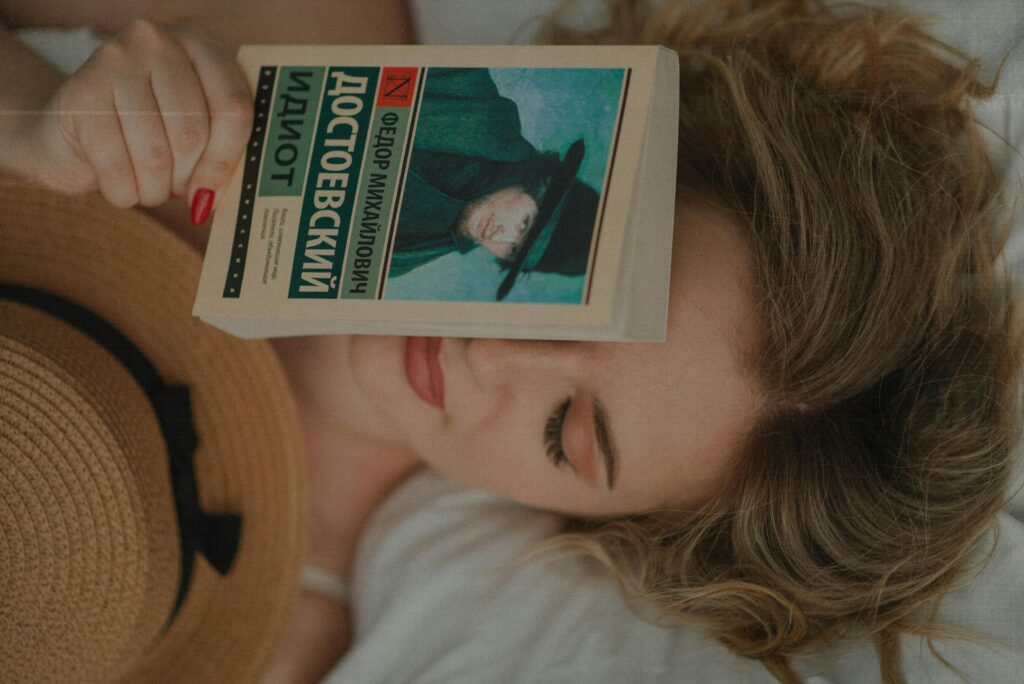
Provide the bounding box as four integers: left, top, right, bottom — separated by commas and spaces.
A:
190, 188, 215, 225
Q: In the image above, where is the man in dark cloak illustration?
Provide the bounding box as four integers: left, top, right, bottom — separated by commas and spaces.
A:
388, 68, 601, 300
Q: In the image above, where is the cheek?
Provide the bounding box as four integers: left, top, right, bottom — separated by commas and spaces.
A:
507, 206, 532, 230
438, 413, 561, 504
494, 203, 521, 223
459, 414, 535, 478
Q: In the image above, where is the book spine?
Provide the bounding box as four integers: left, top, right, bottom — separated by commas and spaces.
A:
286, 67, 379, 298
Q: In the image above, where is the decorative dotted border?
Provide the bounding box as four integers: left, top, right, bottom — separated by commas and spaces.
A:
223, 66, 276, 298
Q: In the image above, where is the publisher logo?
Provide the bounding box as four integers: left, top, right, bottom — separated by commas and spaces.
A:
376, 67, 419, 108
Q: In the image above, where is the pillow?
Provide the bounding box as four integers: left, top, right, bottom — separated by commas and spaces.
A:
13, 26, 105, 75
335, 469, 1024, 683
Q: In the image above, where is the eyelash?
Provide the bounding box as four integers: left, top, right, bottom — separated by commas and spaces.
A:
544, 398, 571, 468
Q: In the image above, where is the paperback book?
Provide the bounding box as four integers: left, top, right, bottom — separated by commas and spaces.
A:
194, 44, 678, 340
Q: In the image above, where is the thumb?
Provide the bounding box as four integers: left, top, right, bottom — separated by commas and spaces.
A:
186, 149, 240, 226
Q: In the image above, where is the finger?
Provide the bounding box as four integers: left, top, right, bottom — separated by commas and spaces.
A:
112, 74, 174, 207
176, 29, 254, 208
74, 94, 139, 209
25, 100, 99, 196
148, 44, 210, 199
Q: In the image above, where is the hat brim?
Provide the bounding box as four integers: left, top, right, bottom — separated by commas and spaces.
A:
0, 172, 307, 682
496, 139, 586, 301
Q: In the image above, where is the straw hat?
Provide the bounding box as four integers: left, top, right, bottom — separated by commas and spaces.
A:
0, 171, 307, 682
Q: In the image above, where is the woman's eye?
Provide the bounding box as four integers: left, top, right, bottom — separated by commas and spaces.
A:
544, 398, 571, 468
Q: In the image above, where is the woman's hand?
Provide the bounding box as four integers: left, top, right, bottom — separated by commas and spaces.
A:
18, 19, 253, 214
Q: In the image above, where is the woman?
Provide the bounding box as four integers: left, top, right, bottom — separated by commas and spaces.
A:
0, 1, 1019, 683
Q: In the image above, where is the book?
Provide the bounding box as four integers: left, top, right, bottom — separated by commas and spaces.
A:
193, 45, 679, 341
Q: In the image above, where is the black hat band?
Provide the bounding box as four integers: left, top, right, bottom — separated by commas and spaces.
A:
0, 283, 242, 634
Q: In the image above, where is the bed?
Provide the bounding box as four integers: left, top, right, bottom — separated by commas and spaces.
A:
16, 0, 1024, 681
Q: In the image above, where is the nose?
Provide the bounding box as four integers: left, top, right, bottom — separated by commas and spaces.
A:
465, 338, 588, 388
492, 211, 527, 242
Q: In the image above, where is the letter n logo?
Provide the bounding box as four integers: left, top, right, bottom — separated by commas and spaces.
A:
376, 67, 419, 107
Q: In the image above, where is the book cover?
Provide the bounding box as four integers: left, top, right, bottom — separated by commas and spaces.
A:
194, 45, 678, 340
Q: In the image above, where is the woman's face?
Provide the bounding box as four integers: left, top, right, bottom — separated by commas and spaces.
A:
304, 198, 764, 517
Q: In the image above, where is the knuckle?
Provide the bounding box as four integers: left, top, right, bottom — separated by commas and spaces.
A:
170, 22, 205, 43
91, 41, 128, 67
122, 19, 170, 47
174, 24, 226, 58
139, 144, 173, 174
176, 119, 209, 155
203, 158, 236, 179
221, 92, 255, 121
118, 20, 182, 65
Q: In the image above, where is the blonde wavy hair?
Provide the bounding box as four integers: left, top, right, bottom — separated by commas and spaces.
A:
537, 1, 1024, 682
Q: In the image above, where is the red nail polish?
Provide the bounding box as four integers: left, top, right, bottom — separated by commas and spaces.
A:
191, 188, 215, 225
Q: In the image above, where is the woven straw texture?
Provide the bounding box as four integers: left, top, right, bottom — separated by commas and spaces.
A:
0, 172, 308, 683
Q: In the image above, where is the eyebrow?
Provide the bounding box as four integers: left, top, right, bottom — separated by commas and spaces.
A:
592, 397, 618, 489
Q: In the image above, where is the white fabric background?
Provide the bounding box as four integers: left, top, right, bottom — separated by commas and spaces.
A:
338, 471, 1024, 684
14, 1, 1024, 681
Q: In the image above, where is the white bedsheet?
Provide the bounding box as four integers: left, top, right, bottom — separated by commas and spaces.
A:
336, 470, 1024, 684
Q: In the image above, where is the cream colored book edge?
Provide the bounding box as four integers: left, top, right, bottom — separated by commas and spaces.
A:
193, 45, 678, 341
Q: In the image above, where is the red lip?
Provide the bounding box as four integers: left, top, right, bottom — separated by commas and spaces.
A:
404, 337, 445, 409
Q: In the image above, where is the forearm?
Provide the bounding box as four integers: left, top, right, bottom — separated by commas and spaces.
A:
262, 409, 420, 683
0, 23, 65, 175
